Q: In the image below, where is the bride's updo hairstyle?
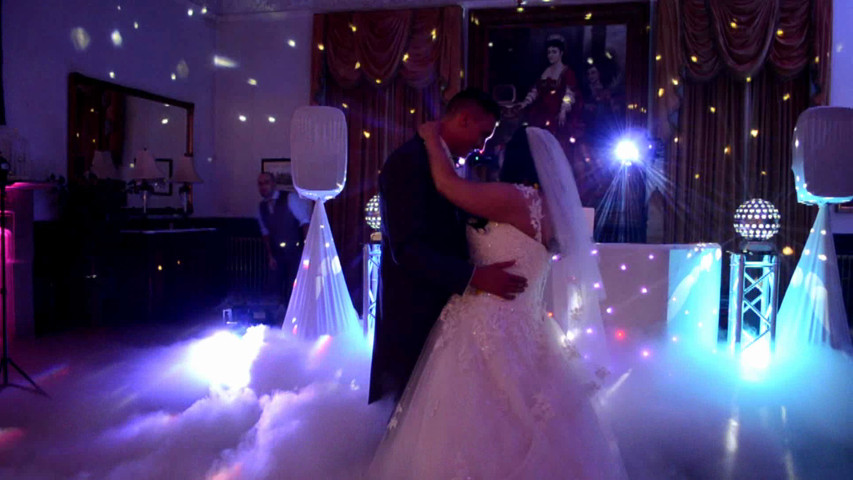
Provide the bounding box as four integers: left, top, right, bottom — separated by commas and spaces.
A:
466, 127, 539, 230
499, 127, 540, 189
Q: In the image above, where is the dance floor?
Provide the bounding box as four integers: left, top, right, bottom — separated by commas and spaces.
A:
0, 314, 851, 479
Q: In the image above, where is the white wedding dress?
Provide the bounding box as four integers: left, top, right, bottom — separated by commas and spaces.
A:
367, 185, 627, 480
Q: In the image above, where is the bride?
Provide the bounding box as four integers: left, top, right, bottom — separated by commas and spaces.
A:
367, 124, 627, 479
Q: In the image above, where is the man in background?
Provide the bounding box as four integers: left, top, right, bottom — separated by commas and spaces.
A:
257, 172, 312, 311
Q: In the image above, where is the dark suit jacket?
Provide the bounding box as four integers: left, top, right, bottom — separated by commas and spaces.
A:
368, 136, 474, 403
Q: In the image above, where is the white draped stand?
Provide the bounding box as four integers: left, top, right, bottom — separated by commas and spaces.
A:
776, 205, 853, 354
284, 201, 360, 340
284, 105, 361, 340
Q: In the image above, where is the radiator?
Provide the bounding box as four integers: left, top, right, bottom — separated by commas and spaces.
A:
227, 237, 270, 295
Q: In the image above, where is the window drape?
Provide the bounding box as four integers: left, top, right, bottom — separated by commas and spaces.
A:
310, 7, 463, 308
0, 0, 6, 126
653, 0, 831, 275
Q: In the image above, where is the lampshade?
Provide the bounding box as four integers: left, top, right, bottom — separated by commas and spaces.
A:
170, 155, 202, 183
130, 149, 165, 180
90, 150, 120, 179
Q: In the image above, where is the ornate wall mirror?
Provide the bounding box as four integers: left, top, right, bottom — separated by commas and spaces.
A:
67, 72, 194, 184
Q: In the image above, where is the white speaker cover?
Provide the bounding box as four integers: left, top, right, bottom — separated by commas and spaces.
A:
290, 106, 348, 201
792, 106, 853, 204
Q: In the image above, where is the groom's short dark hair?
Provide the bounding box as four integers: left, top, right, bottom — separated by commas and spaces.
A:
445, 88, 501, 121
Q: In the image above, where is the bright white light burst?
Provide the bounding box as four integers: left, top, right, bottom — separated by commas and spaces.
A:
188, 328, 265, 390
614, 139, 640, 166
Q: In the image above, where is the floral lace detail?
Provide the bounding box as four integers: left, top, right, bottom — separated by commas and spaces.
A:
512, 184, 543, 244
531, 392, 556, 424
386, 404, 404, 432
433, 296, 465, 352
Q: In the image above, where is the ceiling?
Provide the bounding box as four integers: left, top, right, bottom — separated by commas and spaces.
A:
189, 0, 622, 16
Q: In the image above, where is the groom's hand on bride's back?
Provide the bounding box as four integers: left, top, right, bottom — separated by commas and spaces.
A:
471, 260, 527, 300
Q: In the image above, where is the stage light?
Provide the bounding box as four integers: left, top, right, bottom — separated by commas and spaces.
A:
614, 139, 640, 166
188, 328, 264, 390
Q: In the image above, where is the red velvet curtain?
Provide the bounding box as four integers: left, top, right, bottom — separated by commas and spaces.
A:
310, 7, 463, 309
653, 0, 831, 269
0, 0, 5, 126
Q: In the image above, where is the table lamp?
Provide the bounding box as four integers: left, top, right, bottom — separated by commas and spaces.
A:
170, 155, 202, 214
129, 149, 164, 214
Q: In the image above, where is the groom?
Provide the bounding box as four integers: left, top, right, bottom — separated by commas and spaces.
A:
369, 88, 528, 404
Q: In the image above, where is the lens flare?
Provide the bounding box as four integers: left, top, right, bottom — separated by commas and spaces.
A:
614, 139, 640, 166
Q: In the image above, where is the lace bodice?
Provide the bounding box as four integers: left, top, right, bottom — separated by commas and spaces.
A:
431, 185, 553, 359
466, 222, 550, 309
466, 184, 549, 309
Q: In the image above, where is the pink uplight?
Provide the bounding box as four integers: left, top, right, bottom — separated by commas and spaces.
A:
310, 335, 333, 359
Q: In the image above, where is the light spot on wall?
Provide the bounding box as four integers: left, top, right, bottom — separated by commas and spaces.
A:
70, 27, 91, 52
111, 30, 123, 47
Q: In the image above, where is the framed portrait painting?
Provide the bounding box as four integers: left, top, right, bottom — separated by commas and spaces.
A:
261, 158, 295, 191
468, 3, 649, 209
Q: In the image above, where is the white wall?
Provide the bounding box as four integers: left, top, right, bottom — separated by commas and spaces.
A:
211, 12, 313, 217
830, 0, 853, 233
3, 0, 217, 214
